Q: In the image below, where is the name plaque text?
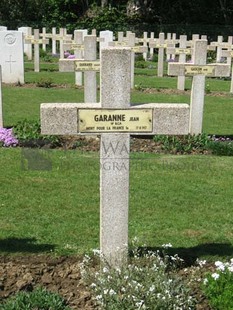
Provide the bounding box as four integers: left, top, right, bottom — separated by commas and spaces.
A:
75, 61, 100, 71
184, 65, 215, 76
79, 109, 153, 133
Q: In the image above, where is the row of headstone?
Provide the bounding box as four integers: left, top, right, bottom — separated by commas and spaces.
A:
0, 27, 233, 89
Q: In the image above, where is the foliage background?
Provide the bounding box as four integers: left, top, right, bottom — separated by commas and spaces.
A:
1, 0, 233, 39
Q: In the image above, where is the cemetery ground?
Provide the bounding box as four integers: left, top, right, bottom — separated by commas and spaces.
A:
1, 56, 233, 309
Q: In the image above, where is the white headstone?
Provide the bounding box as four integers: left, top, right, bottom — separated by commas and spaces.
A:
0, 26, 7, 31
0, 31, 24, 84
18, 26, 32, 60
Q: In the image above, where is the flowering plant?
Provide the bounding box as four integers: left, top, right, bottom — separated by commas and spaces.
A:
202, 259, 233, 309
0, 128, 18, 147
80, 243, 195, 309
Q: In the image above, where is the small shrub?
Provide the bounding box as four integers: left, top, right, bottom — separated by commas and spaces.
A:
135, 60, 147, 68
134, 83, 144, 91
205, 83, 211, 94
202, 259, 233, 310
151, 53, 158, 62
13, 119, 61, 147
0, 287, 71, 310
80, 244, 195, 309
208, 136, 233, 156
153, 133, 210, 154
36, 77, 53, 88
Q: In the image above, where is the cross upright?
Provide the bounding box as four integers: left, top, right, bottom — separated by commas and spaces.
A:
5, 55, 16, 73
25, 29, 49, 72
59, 35, 98, 102
41, 47, 190, 267
168, 39, 230, 134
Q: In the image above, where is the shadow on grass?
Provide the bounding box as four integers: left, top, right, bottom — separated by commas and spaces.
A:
137, 242, 233, 266
0, 237, 55, 253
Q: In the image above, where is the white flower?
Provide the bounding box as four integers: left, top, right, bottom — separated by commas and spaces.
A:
102, 267, 108, 273
196, 259, 206, 267
93, 249, 100, 255
162, 243, 172, 248
228, 265, 233, 272
149, 284, 155, 292
203, 278, 208, 285
215, 261, 225, 271
135, 300, 144, 308
211, 272, 220, 280
109, 289, 116, 295
90, 283, 96, 288
96, 295, 102, 300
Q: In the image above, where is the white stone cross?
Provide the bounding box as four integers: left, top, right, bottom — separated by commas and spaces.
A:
62, 29, 88, 86
59, 35, 98, 102
109, 33, 147, 89
168, 39, 230, 134
166, 35, 192, 90
41, 47, 190, 267
149, 32, 166, 77
5, 55, 16, 73
166, 33, 178, 61
25, 29, 49, 72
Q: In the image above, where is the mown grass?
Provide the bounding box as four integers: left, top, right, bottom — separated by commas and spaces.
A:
1, 59, 233, 260
1, 148, 233, 261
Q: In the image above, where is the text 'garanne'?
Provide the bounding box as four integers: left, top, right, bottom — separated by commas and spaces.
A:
94, 114, 126, 122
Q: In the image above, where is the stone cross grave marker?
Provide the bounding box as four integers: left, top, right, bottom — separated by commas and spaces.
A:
41, 47, 190, 267
149, 32, 166, 77
25, 29, 49, 72
59, 35, 98, 102
166, 33, 177, 61
0, 66, 2, 128
149, 32, 154, 59
40, 27, 47, 51
43, 27, 60, 55
0, 30, 24, 84
211, 36, 233, 65
168, 39, 230, 134
18, 26, 33, 60
219, 36, 233, 65
63, 29, 88, 86
109, 33, 147, 89
166, 35, 192, 90
99, 30, 113, 51
59, 28, 73, 59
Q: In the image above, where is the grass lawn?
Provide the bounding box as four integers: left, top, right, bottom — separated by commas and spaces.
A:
1, 148, 233, 262
1, 59, 233, 261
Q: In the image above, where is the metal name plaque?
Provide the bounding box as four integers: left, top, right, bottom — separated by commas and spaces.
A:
185, 65, 215, 76
78, 109, 153, 133
75, 61, 100, 71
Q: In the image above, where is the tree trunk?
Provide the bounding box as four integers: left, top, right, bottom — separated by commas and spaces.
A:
101, 0, 108, 7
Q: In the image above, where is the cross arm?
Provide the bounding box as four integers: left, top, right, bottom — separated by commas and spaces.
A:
40, 103, 190, 136
168, 63, 230, 77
